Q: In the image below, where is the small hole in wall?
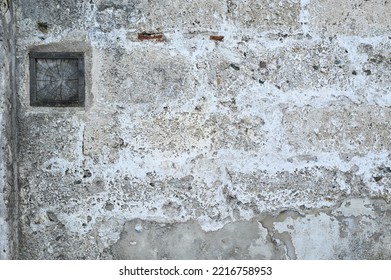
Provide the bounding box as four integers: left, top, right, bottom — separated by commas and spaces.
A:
37, 22, 50, 33
83, 170, 92, 178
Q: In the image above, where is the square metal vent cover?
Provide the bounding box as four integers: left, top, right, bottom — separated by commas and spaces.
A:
29, 52, 85, 107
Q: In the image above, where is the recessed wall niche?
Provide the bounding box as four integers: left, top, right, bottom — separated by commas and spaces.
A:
29, 52, 85, 107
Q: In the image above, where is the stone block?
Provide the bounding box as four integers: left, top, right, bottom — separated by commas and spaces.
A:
127, 113, 266, 154
227, 0, 301, 33
308, 0, 391, 36
92, 47, 193, 110
95, 0, 226, 32
283, 105, 391, 154
215, 39, 353, 93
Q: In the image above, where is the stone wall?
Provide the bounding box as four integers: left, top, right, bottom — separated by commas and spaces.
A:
4, 0, 391, 259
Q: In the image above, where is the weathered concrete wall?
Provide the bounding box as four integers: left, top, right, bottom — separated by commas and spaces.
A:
0, 9, 8, 261
10, 0, 391, 259
1, 0, 18, 260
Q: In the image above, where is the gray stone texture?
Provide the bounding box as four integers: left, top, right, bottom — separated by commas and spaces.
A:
0, 17, 8, 260
308, 0, 391, 36
1, 0, 18, 260
0, 0, 390, 259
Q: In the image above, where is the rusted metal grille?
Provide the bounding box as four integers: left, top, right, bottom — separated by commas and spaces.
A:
29, 52, 85, 107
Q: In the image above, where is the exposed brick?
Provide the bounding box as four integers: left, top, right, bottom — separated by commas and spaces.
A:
209, 35, 224, 41
137, 32, 165, 42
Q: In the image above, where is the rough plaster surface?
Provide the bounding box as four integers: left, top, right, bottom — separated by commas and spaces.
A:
0, 33, 8, 258
0, 0, 390, 259
112, 219, 281, 259
0, 5, 12, 260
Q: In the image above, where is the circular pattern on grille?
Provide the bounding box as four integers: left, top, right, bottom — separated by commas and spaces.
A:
36, 58, 79, 102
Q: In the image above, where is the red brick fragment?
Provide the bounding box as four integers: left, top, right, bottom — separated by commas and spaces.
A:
138, 32, 165, 42
209, 35, 224, 41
